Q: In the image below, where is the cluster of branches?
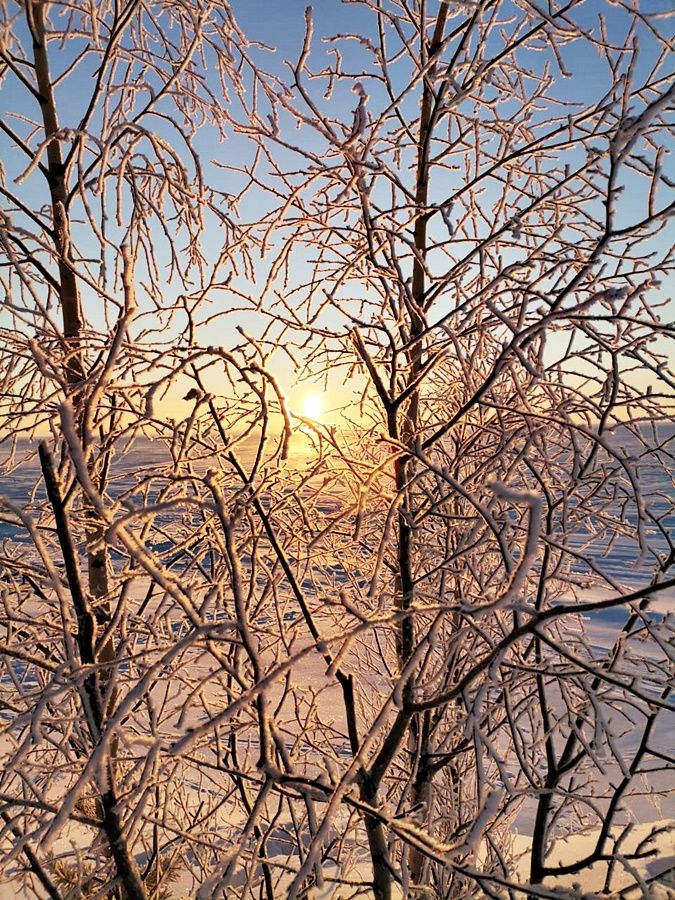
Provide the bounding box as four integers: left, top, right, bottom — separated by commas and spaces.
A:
0, 1, 673, 898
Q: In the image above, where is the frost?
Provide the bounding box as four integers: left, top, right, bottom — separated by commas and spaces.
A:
459, 790, 503, 854
0, 2, 672, 898
344, 82, 369, 147
440, 201, 454, 235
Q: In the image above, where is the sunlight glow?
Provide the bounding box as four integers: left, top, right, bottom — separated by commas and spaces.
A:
301, 393, 324, 419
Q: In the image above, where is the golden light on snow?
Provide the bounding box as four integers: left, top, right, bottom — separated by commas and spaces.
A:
301, 392, 324, 419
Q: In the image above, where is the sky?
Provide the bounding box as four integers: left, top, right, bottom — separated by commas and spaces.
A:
0, 0, 673, 433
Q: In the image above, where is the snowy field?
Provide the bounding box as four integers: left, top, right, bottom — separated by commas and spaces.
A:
1, 437, 673, 897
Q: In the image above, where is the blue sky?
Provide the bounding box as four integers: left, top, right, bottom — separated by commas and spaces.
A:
0, 0, 672, 426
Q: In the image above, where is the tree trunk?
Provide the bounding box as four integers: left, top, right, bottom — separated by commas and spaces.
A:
29, 5, 144, 897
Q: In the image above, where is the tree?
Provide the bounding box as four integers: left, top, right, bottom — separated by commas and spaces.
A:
1, 1, 673, 898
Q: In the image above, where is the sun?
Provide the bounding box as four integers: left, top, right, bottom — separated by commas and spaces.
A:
301, 392, 324, 419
